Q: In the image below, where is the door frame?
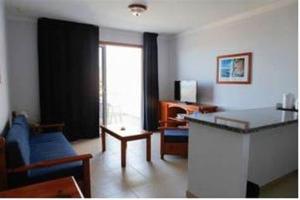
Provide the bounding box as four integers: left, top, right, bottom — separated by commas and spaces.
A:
99, 41, 143, 127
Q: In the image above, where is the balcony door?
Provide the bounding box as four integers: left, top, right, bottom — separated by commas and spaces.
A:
99, 43, 142, 128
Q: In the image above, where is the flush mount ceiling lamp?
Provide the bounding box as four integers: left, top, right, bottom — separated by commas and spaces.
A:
128, 3, 147, 16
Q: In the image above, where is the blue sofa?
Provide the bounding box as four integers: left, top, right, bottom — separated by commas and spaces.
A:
3, 114, 92, 197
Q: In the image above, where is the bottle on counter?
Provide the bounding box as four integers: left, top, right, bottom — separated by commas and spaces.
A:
282, 93, 295, 109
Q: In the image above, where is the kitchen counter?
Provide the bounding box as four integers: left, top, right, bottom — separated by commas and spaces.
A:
186, 107, 298, 198
185, 107, 298, 133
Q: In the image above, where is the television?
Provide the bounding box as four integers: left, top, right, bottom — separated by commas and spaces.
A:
174, 80, 197, 103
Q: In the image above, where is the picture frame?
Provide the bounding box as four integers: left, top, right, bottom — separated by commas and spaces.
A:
217, 52, 252, 84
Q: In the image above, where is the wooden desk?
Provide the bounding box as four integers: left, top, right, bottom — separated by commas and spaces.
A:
168, 117, 188, 123
100, 125, 152, 167
0, 177, 83, 198
160, 101, 218, 127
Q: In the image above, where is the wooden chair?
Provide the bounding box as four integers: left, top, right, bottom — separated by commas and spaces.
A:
0, 137, 7, 191
159, 120, 189, 159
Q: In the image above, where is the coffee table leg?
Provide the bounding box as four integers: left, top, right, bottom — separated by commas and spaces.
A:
101, 127, 106, 152
146, 135, 151, 162
121, 141, 127, 167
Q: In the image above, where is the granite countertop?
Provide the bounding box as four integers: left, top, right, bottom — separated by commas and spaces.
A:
185, 107, 298, 133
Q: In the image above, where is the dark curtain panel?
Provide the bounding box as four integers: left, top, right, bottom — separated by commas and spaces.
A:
38, 18, 99, 141
143, 32, 159, 131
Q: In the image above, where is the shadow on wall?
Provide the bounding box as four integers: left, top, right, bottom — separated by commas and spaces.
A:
197, 82, 214, 104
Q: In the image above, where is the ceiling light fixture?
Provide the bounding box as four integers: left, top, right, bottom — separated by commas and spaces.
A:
128, 3, 147, 16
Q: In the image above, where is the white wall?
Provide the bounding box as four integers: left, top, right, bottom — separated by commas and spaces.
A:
170, 3, 298, 110
7, 2, 297, 120
100, 27, 143, 45
6, 18, 39, 122
157, 36, 173, 100
0, 0, 10, 133
6, 21, 172, 122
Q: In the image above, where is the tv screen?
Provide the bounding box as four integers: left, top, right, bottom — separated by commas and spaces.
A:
174, 80, 197, 103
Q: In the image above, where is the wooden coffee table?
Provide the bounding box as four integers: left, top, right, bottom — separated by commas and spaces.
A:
100, 125, 152, 167
0, 176, 83, 198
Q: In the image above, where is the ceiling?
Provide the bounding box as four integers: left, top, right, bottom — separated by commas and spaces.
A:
5, 0, 283, 34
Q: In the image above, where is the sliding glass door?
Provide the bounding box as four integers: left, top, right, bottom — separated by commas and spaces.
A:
99, 44, 142, 128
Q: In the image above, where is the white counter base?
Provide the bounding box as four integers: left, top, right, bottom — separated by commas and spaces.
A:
187, 122, 298, 198
248, 123, 298, 186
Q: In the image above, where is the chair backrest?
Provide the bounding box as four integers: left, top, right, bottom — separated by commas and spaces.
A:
5, 115, 31, 169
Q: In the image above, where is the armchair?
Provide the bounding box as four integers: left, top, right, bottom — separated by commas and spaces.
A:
159, 120, 189, 159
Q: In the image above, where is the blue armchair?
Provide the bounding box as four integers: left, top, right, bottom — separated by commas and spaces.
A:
159, 120, 189, 159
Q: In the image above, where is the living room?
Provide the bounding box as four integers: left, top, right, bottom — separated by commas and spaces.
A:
0, 0, 298, 198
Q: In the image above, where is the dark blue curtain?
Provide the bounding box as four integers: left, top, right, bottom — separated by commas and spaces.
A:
143, 32, 159, 131
38, 18, 99, 140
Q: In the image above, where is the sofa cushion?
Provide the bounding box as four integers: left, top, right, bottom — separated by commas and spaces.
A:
28, 132, 82, 182
6, 123, 31, 168
164, 129, 189, 143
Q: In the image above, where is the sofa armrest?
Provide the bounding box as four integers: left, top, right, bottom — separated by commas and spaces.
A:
31, 123, 65, 133
0, 137, 7, 190
7, 154, 92, 174
8, 153, 93, 197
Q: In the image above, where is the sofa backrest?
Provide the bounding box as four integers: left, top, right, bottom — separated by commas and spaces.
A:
5, 115, 30, 169
12, 115, 30, 131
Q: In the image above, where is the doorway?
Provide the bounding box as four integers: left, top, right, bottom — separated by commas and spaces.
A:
99, 43, 143, 128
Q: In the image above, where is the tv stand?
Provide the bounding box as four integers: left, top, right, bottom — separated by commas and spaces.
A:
159, 101, 218, 126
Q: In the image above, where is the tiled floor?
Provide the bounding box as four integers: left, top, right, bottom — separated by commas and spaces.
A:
72, 133, 188, 198
260, 171, 298, 198
72, 133, 298, 198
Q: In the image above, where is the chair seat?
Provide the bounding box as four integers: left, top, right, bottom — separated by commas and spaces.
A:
164, 129, 189, 143
28, 132, 82, 182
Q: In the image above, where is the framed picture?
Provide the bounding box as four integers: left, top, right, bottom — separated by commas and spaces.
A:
217, 52, 252, 84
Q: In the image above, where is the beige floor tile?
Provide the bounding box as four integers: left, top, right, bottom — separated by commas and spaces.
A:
73, 132, 297, 198
73, 133, 188, 198
131, 180, 186, 198
260, 171, 298, 198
